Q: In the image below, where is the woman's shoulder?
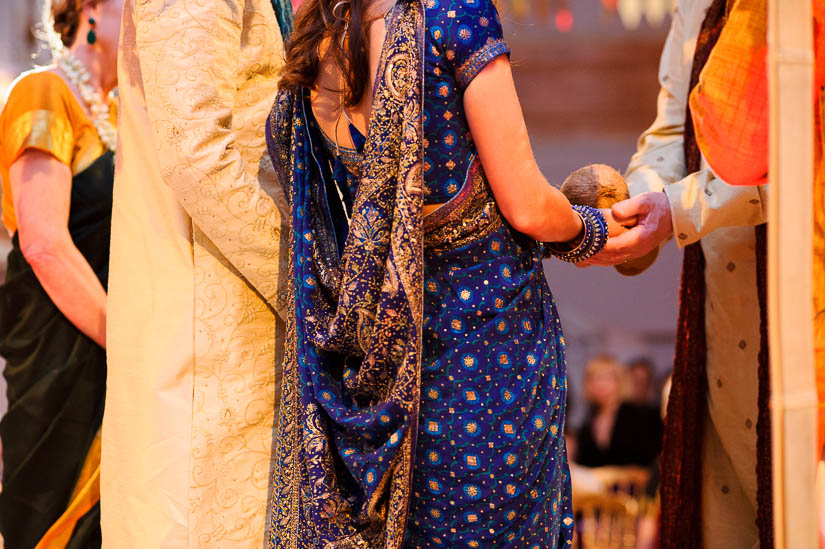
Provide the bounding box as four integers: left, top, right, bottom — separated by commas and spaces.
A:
3, 69, 74, 122
9, 67, 64, 86
424, 0, 504, 37
1, 69, 78, 168
423, 0, 509, 85
6, 69, 70, 100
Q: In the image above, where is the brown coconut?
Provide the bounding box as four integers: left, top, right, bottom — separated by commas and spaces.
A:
560, 164, 659, 276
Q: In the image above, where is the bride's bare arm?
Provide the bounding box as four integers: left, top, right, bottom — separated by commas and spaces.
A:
464, 56, 582, 243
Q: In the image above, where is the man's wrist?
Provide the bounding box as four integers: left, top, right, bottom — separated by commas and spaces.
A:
657, 187, 687, 245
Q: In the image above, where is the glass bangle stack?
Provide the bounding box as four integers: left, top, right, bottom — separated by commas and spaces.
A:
546, 205, 608, 263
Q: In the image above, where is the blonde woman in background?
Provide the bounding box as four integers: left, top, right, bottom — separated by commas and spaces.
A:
0, 0, 121, 546
575, 355, 663, 468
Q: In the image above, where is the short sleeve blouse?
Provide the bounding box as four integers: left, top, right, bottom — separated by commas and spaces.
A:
423, 0, 510, 204
0, 71, 113, 233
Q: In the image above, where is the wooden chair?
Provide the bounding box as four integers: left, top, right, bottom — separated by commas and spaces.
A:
572, 492, 639, 549
591, 466, 651, 499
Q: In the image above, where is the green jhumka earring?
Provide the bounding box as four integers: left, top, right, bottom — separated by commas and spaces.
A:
86, 18, 96, 45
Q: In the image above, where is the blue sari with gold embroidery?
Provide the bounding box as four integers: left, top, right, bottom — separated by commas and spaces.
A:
265, 1, 574, 547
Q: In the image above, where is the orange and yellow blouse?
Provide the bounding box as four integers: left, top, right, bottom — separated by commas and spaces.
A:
0, 70, 116, 234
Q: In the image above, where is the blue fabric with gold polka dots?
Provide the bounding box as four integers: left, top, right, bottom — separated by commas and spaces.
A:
422, 0, 510, 204
405, 219, 574, 548
405, 3, 573, 545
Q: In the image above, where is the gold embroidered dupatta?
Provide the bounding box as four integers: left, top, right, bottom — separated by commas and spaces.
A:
266, 2, 426, 547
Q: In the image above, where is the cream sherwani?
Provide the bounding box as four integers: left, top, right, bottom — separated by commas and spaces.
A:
625, 0, 769, 546
102, 0, 288, 546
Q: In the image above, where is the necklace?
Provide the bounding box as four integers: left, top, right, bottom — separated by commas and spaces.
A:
55, 49, 117, 151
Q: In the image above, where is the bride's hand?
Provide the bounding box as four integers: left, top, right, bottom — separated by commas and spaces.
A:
599, 208, 630, 239
578, 192, 672, 267
572, 209, 631, 267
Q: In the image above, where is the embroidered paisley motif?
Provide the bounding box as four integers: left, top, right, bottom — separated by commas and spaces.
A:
266, 3, 425, 547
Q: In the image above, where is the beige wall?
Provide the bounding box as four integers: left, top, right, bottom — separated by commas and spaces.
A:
0, 0, 40, 415
0, 1, 41, 105
0, 1, 42, 266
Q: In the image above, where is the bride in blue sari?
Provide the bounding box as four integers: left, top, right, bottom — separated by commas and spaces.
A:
266, 0, 613, 546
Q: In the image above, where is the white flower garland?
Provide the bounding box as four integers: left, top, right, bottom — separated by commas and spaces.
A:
55, 49, 117, 151
38, 13, 117, 151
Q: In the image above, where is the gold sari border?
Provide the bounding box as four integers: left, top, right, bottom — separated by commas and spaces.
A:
5, 110, 74, 168
35, 430, 102, 549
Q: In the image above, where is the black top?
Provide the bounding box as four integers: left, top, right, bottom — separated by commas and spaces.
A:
576, 402, 664, 468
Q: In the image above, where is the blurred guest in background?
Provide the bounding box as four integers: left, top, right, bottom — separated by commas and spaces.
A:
627, 356, 659, 407
0, 0, 121, 546
575, 355, 664, 468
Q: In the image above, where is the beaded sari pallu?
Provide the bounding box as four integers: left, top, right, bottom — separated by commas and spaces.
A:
267, 4, 426, 546
266, 1, 573, 546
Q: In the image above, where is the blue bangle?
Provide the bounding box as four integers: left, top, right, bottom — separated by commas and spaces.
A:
547, 205, 608, 263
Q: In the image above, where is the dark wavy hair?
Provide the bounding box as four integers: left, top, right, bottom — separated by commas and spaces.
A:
279, 0, 375, 107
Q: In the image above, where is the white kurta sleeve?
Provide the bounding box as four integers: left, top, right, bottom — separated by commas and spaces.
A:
625, 0, 768, 249
132, 0, 286, 310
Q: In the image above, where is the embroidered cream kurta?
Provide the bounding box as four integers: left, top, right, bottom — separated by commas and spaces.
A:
625, 0, 768, 546
102, 0, 288, 546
